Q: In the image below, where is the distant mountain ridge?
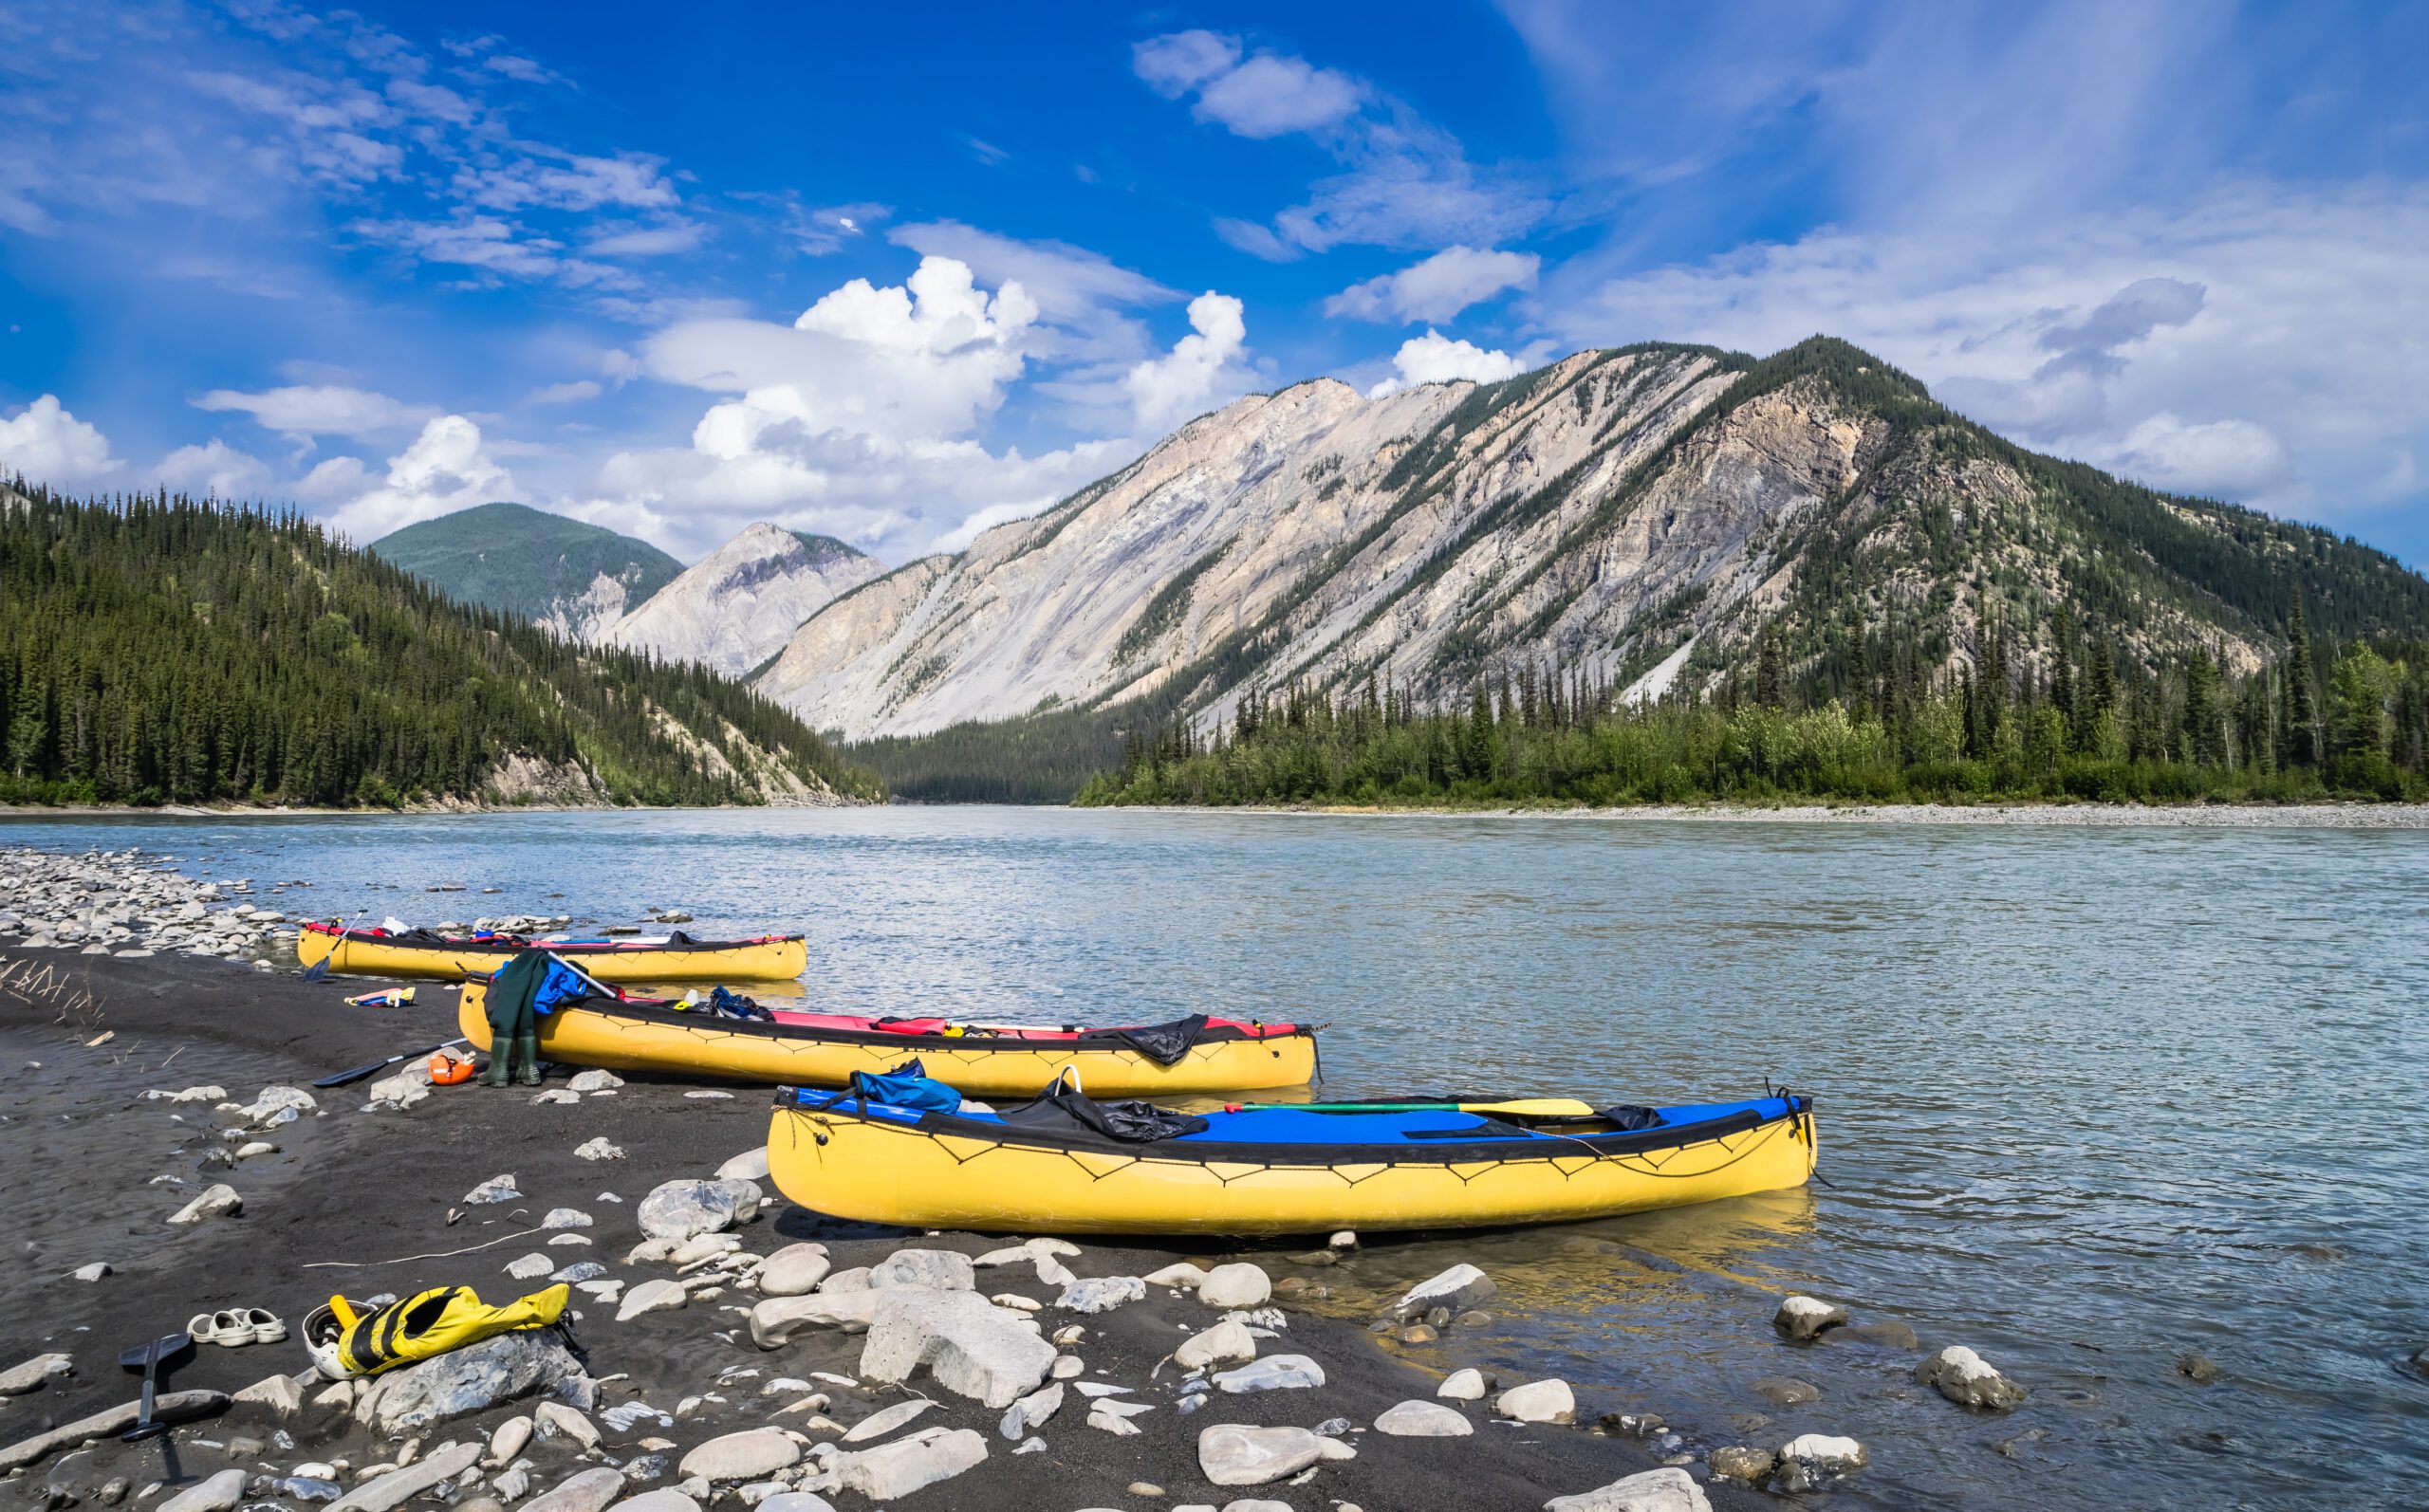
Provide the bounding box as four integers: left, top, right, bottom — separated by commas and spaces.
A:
369, 502, 680, 642
757, 338, 2429, 754
602, 522, 882, 678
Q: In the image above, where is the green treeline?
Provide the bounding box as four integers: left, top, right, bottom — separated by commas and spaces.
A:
1077, 603, 2429, 808
0, 487, 882, 808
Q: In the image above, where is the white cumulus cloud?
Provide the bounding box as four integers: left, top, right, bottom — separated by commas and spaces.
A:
1124, 292, 1252, 436
1368, 330, 1526, 396
316, 415, 518, 543
583, 256, 1138, 559
1326, 246, 1541, 323
0, 395, 121, 488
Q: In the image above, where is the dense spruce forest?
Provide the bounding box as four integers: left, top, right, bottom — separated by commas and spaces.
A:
1078, 600, 2429, 807
0, 486, 881, 808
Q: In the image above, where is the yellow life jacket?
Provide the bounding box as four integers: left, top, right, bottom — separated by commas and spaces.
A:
334, 1283, 569, 1378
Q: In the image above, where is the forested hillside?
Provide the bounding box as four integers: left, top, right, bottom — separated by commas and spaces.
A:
0, 486, 881, 808
1079, 602, 2429, 807
369, 501, 680, 642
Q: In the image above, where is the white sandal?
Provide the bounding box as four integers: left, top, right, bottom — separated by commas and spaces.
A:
188, 1310, 253, 1347
244, 1307, 287, 1344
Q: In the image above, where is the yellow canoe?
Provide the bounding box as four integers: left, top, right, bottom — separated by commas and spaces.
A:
766, 1086, 1818, 1235
298, 922, 805, 983
458, 979, 1318, 1096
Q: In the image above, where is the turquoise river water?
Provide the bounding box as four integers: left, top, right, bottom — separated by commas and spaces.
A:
4, 806, 2423, 1509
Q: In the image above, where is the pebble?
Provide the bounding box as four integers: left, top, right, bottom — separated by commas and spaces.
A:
0, 1354, 73, 1395
72, 1262, 111, 1282
1751, 1375, 1820, 1406
1392, 1263, 1495, 1320
678, 1429, 802, 1482
2178, 1352, 2223, 1384
462, 1175, 521, 1205
157, 1468, 248, 1512
1214, 1355, 1325, 1392
1771, 1295, 1847, 1341
504, 1253, 555, 1281
1917, 1345, 2026, 1411
617, 1279, 688, 1322
1545, 1467, 1710, 1512
1374, 1399, 1473, 1437
1493, 1378, 1576, 1424
1197, 1263, 1272, 1309
1438, 1367, 1489, 1399
841, 1399, 935, 1444
1196, 1424, 1355, 1486
1058, 1276, 1146, 1314
542, 1208, 593, 1229
574, 1138, 625, 1161
1773, 1433, 1867, 1492
167, 1183, 242, 1225
1709, 1446, 1775, 1484
1175, 1318, 1258, 1370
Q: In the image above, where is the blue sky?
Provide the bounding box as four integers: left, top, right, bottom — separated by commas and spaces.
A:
3, 0, 2426, 566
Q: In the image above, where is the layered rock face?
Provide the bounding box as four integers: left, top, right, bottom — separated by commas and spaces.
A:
753, 339, 2339, 740
605, 524, 881, 677
756, 348, 1853, 737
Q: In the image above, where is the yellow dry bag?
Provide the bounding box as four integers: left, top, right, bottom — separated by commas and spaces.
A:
310, 1283, 569, 1379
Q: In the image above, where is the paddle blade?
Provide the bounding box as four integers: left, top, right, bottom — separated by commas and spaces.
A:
120, 1333, 192, 1370
302, 957, 330, 983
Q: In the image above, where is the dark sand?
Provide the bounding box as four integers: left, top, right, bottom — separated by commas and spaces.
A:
0, 952, 1757, 1511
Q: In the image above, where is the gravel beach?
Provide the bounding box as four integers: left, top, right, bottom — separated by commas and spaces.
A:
0, 848, 1778, 1512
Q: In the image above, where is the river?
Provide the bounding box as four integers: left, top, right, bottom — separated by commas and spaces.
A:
5, 805, 2422, 1508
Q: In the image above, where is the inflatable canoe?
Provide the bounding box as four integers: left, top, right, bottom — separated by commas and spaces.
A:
298, 921, 806, 983
767, 1077, 1818, 1235
457, 977, 1318, 1096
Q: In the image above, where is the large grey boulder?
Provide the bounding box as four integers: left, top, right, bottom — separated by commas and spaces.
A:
1196, 1424, 1355, 1486
1544, 1466, 1712, 1512
1391, 1263, 1495, 1320
750, 1292, 883, 1348
822, 1426, 987, 1500
1916, 1345, 2026, 1411
858, 1289, 1057, 1408
351, 1330, 582, 1434
637, 1178, 760, 1241
678, 1429, 801, 1482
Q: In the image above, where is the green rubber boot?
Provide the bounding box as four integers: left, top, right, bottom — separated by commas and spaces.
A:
512, 1033, 544, 1086
479, 1049, 510, 1087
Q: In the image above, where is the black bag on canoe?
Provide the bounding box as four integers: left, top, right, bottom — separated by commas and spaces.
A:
1000, 1085, 1209, 1143
1095, 1013, 1210, 1066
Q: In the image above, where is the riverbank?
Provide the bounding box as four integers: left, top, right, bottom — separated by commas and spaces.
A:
0, 852, 1789, 1512
1141, 800, 2429, 829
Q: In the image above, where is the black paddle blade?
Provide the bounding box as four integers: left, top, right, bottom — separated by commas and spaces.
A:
303, 957, 330, 983
119, 1333, 192, 1371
